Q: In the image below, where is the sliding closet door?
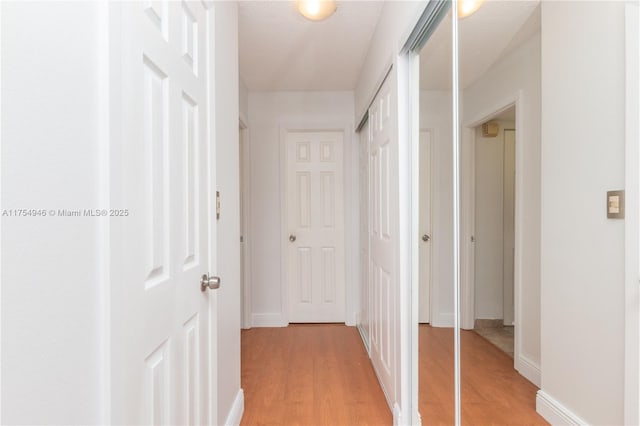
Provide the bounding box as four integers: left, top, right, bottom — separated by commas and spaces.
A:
369, 69, 400, 406
358, 119, 371, 350
414, 7, 456, 424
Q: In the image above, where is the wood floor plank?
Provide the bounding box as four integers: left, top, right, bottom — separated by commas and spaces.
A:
241, 324, 548, 425
241, 324, 392, 426
420, 325, 549, 425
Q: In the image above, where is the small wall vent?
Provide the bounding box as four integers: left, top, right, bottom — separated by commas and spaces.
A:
482, 121, 499, 137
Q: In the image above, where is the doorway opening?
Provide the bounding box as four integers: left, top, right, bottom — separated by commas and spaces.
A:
470, 105, 516, 358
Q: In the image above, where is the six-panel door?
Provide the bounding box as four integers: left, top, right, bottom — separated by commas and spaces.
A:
286, 131, 346, 323
111, 2, 215, 424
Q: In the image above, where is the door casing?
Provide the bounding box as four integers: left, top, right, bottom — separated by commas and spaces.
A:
239, 119, 252, 329
418, 129, 433, 324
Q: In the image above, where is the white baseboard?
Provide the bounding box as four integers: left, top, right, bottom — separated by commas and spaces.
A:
251, 313, 287, 327
516, 354, 541, 387
536, 390, 588, 425
392, 403, 420, 426
224, 389, 244, 426
345, 309, 357, 326
393, 403, 403, 426
356, 323, 370, 355
430, 312, 454, 328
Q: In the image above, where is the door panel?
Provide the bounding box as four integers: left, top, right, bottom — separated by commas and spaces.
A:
287, 131, 345, 322
111, 2, 214, 424
369, 72, 397, 403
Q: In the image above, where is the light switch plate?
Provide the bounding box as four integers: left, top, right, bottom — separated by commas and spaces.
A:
607, 190, 625, 219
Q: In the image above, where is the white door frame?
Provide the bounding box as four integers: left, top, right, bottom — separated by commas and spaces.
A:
624, 2, 639, 424
418, 128, 433, 324
460, 92, 526, 370
278, 125, 351, 324
239, 118, 252, 329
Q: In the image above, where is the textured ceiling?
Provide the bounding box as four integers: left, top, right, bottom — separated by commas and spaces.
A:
420, 1, 541, 90
239, 1, 384, 91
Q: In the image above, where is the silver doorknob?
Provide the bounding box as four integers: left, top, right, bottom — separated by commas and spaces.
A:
289, 234, 296, 242
201, 274, 221, 292
422, 234, 430, 242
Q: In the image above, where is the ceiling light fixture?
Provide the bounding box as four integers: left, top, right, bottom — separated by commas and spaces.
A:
458, 0, 484, 19
297, 0, 337, 21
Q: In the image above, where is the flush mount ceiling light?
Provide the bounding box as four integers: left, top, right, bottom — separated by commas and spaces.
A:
297, 0, 337, 21
458, 0, 484, 18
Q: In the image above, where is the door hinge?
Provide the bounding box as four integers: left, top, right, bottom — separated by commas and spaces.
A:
216, 191, 221, 220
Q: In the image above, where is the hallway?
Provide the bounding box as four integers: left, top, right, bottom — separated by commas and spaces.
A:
241, 324, 548, 425
241, 325, 391, 426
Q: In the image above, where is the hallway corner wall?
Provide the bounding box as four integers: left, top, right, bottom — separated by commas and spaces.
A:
214, 2, 243, 425
1, 2, 105, 423
239, 78, 249, 125
539, 2, 626, 424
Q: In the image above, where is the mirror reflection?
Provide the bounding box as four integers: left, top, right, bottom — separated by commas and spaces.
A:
457, 2, 543, 423
417, 1, 546, 424
417, 8, 455, 425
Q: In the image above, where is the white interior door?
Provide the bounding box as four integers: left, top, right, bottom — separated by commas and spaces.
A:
503, 129, 516, 326
111, 2, 215, 424
419, 130, 432, 324
287, 130, 346, 323
369, 72, 397, 402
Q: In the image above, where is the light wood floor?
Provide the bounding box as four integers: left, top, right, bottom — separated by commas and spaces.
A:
241, 324, 548, 425
420, 325, 549, 425
241, 324, 392, 426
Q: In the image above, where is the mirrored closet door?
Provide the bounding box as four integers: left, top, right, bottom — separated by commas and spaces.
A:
457, 2, 543, 424
409, 1, 545, 424
412, 3, 456, 424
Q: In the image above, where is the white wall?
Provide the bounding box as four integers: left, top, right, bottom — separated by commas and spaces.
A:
1, 2, 103, 423
419, 90, 454, 327
247, 91, 358, 326
463, 32, 541, 381
239, 77, 249, 125
354, 1, 428, 123
474, 121, 515, 320
624, 4, 640, 424
538, 2, 625, 424
214, 3, 243, 425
